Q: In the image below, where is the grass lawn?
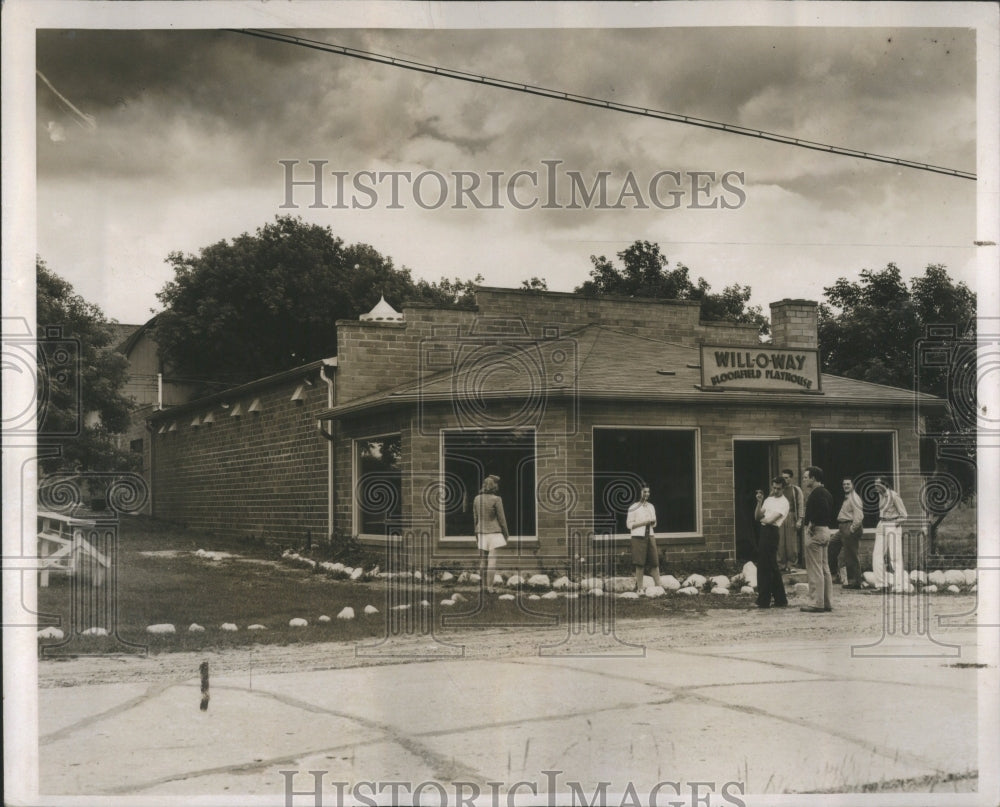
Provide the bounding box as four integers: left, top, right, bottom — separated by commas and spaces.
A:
36, 516, 754, 656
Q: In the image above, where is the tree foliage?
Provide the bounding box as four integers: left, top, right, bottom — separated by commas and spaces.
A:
36, 260, 137, 475
154, 217, 496, 389
818, 263, 976, 397
819, 262, 977, 497
575, 240, 769, 335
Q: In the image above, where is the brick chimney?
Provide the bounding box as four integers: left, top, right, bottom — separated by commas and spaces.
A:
769, 299, 818, 349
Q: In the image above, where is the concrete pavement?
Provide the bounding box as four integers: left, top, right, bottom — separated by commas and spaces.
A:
38, 628, 983, 801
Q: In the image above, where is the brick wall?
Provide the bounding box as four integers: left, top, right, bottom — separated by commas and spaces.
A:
770, 299, 819, 349
335, 395, 923, 568
151, 371, 330, 542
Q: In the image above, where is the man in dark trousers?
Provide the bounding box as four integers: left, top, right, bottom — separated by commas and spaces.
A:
801, 465, 835, 613
752, 477, 790, 609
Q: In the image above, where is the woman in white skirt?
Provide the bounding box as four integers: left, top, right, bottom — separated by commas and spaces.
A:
474, 474, 510, 592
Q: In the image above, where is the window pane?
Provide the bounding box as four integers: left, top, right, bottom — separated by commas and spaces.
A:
357, 435, 402, 535
443, 430, 535, 537
594, 429, 698, 533
810, 431, 894, 528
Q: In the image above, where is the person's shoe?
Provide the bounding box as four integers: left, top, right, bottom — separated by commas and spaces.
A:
799, 606, 828, 613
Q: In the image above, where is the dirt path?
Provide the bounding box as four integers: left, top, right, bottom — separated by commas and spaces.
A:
38, 591, 979, 688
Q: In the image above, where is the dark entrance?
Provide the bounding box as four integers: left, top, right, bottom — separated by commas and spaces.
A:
733, 438, 801, 562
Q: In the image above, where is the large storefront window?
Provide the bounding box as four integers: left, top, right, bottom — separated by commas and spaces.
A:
443, 429, 536, 539
593, 428, 699, 535
356, 434, 402, 536
811, 430, 895, 528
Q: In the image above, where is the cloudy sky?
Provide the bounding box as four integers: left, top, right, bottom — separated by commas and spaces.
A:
31, 8, 981, 325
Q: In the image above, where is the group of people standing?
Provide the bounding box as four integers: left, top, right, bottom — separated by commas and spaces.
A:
473, 469, 910, 604
754, 467, 911, 611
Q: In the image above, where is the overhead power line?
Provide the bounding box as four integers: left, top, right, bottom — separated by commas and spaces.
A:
229, 28, 975, 182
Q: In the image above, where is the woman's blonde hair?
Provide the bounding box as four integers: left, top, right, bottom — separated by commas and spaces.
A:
481, 475, 500, 494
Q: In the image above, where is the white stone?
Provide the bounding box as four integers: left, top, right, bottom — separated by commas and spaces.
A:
528, 594, 541, 601
391, 604, 412, 611
37, 627, 64, 640
493, 574, 505, 586
928, 570, 947, 587
644, 585, 666, 598
618, 591, 640, 600
526, 574, 551, 589
925, 585, 939, 593
330, 562, 345, 573
336, 607, 355, 620
552, 575, 573, 590
188, 623, 205, 633
863, 571, 878, 586
363, 605, 379, 615
642, 575, 655, 590
420, 600, 430, 607
588, 588, 604, 597
282, 549, 293, 558
682, 574, 707, 589
947, 585, 961, 594
82, 627, 109, 636
289, 618, 308, 627
146, 623, 175, 634
468, 573, 481, 583
440, 571, 455, 582
605, 577, 636, 593
971, 584, 977, 593
220, 623, 238, 632
440, 599, 456, 607
318, 615, 331, 622
740, 586, 755, 595
963, 569, 977, 585
305, 558, 317, 568
910, 570, 928, 584
742, 562, 758, 588
541, 590, 559, 600
451, 592, 467, 603
349, 567, 364, 581
564, 592, 580, 599
579, 576, 602, 591
677, 587, 699, 596
498, 594, 516, 601
710, 575, 731, 590
248, 624, 267, 631
661, 575, 682, 591
342, 566, 354, 576
943, 570, 966, 586
711, 588, 729, 596
368, 565, 380, 577
457, 571, 470, 583
506, 574, 524, 588
413, 570, 423, 580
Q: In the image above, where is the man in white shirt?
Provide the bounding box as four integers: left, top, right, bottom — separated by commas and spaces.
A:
752, 478, 790, 608
627, 485, 664, 593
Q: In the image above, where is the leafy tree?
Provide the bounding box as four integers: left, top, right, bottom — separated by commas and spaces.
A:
818, 262, 977, 502
36, 260, 137, 476
576, 240, 769, 335
155, 216, 492, 390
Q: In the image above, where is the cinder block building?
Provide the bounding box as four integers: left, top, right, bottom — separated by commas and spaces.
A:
148, 287, 942, 568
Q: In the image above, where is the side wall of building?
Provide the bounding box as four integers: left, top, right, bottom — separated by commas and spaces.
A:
151, 375, 330, 542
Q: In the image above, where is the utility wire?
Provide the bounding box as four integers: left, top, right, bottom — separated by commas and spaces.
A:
228, 28, 975, 182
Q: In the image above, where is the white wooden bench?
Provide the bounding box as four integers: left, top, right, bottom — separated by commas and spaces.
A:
37, 510, 108, 587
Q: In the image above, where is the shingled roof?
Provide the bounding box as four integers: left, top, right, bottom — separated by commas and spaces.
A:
319, 325, 944, 420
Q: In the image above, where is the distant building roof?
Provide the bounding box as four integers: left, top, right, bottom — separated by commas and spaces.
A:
109, 322, 143, 350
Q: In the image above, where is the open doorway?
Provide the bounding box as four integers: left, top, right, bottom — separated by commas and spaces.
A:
733, 438, 800, 562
